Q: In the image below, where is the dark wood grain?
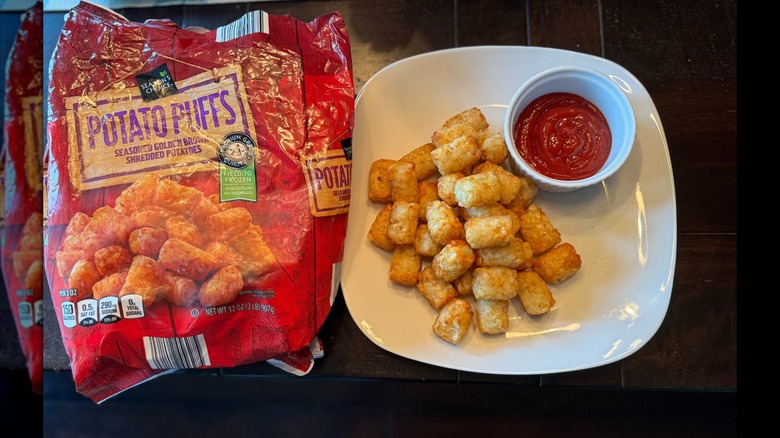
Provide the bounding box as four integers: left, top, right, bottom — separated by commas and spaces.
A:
43, 369, 736, 437
623, 234, 737, 390
602, 0, 737, 234
527, 0, 602, 55
457, 0, 527, 46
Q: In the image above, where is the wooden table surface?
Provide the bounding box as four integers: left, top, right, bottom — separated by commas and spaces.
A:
2, 1, 736, 436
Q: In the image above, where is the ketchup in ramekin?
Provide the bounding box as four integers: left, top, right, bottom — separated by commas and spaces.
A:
513, 92, 611, 181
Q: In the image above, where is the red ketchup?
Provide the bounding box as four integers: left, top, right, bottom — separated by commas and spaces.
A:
513, 92, 611, 180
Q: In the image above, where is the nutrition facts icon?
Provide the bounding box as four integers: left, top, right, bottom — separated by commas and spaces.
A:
99, 296, 122, 324
121, 295, 145, 319
61, 302, 77, 328
18, 302, 33, 328
77, 299, 98, 327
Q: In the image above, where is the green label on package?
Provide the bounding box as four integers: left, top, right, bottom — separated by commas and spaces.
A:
219, 165, 257, 202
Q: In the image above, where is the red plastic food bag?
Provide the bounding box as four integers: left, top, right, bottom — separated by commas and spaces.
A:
2, 0, 44, 395
45, 1, 354, 403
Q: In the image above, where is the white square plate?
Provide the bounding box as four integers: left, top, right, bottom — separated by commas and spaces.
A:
340, 46, 676, 374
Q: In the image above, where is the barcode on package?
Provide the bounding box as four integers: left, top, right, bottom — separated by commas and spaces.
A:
143, 335, 212, 369
216, 10, 269, 42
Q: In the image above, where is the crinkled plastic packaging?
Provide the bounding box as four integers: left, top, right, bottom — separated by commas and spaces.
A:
45, 1, 354, 403
2, 0, 44, 395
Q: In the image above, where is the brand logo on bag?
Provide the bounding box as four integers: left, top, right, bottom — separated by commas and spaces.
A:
135, 63, 179, 102
64, 65, 257, 191
218, 133, 256, 169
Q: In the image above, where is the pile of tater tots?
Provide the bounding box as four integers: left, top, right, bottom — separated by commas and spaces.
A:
367, 108, 581, 345
55, 173, 276, 309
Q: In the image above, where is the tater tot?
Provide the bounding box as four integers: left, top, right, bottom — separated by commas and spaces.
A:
92, 270, 128, 300
425, 200, 464, 246
463, 204, 521, 231
158, 238, 215, 282
387, 161, 419, 203
367, 204, 396, 252
443, 107, 489, 131
418, 181, 440, 221
475, 237, 534, 270
430, 136, 481, 175
154, 178, 204, 215
24, 260, 43, 293
204, 241, 243, 271
432, 239, 475, 282
432, 297, 473, 345
18, 212, 43, 251
387, 201, 420, 245
55, 250, 84, 278
532, 242, 582, 283
63, 211, 91, 238
128, 227, 168, 258
432, 107, 488, 148
400, 143, 437, 180
130, 206, 175, 229
207, 206, 252, 228
198, 266, 244, 307
59, 234, 81, 252
228, 226, 276, 280
119, 255, 168, 307
506, 175, 539, 212
452, 267, 474, 296
479, 131, 509, 164
464, 215, 519, 249
12, 250, 39, 279
205, 207, 252, 240
165, 215, 203, 248
368, 158, 396, 203
431, 123, 481, 149
93, 245, 133, 276
454, 172, 501, 208
114, 173, 160, 215
414, 224, 444, 257
519, 205, 561, 255
516, 270, 556, 315
208, 193, 233, 212
190, 196, 220, 228
161, 272, 199, 307
472, 266, 519, 300
389, 244, 421, 287
18, 230, 42, 253
68, 260, 102, 300
88, 206, 135, 247
437, 172, 464, 205
417, 266, 458, 310
64, 229, 104, 260
475, 299, 510, 334
473, 161, 521, 205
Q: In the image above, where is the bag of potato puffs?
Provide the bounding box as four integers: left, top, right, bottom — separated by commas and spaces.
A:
2, 0, 44, 395
45, 1, 354, 402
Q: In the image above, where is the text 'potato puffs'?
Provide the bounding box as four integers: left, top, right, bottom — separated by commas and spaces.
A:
54, 173, 278, 309
365, 107, 582, 346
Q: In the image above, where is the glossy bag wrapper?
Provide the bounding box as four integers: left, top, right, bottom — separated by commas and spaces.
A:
45, 1, 354, 402
2, 0, 44, 395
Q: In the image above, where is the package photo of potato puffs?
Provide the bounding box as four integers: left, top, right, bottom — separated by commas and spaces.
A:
45, 1, 354, 403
